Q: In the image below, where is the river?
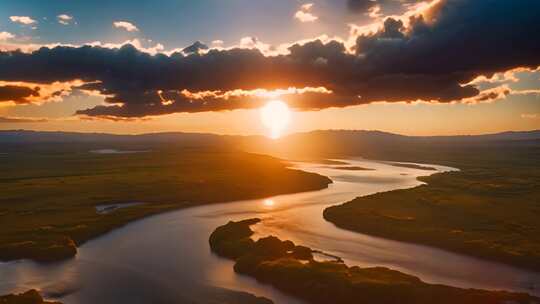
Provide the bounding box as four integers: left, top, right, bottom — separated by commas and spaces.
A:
1, 159, 539, 303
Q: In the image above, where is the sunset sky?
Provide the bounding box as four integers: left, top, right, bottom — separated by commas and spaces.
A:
0, 0, 539, 136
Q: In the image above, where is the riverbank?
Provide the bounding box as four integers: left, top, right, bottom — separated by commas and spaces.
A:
324, 146, 540, 272
210, 219, 539, 304
0, 146, 331, 263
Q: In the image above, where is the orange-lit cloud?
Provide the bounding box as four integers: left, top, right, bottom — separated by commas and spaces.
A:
0, 116, 48, 123
521, 113, 538, 119
0, 80, 86, 105
77, 114, 151, 122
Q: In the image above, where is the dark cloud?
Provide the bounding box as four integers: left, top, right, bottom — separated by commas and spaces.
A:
182, 41, 209, 55
348, 0, 377, 13
0, 85, 39, 103
0, 0, 539, 118
347, 0, 421, 14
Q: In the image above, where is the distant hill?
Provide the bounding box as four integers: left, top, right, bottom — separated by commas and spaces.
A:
0, 130, 225, 145
1, 129, 539, 161
2, 129, 539, 144
237, 129, 540, 160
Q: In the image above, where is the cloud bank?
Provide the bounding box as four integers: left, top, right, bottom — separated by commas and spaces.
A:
0, 0, 538, 119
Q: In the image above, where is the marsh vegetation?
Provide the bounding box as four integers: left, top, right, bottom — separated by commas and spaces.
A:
210, 219, 539, 304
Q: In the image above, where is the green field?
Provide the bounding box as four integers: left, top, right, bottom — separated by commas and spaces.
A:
0, 144, 331, 262
324, 142, 540, 271
209, 219, 538, 304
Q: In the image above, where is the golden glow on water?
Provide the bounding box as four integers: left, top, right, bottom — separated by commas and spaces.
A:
260, 100, 291, 139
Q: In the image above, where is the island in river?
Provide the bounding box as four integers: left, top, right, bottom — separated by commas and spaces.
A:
209, 218, 539, 304
0, 144, 331, 263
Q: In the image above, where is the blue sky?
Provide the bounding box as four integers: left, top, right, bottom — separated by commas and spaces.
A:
0, 0, 377, 49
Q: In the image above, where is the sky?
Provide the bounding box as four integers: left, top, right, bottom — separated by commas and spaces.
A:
0, 0, 539, 136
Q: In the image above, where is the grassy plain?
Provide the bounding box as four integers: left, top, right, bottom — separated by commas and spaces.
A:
324, 141, 540, 271
0, 144, 331, 262
209, 219, 538, 304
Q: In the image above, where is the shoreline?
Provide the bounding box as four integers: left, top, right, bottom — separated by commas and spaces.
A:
323, 163, 540, 273
0, 177, 331, 264
0, 149, 332, 264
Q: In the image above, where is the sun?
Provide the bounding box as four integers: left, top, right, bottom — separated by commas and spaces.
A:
260, 100, 291, 139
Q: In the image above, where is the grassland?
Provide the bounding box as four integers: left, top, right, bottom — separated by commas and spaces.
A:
0, 144, 331, 262
209, 219, 538, 304
324, 141, 540, 271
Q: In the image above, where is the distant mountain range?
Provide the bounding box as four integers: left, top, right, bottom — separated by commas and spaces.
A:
0, 130, 226, 145
237, 129, 540, 160
2, 129, 539, 143
1, 129, 539, 161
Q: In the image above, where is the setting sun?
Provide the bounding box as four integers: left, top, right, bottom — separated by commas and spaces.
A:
260, 100, 291, 139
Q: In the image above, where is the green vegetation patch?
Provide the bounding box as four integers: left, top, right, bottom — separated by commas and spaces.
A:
0, 145, 331, 262
209, 219, 538, 304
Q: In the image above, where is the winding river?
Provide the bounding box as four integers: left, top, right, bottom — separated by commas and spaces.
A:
1, 159, 539, 303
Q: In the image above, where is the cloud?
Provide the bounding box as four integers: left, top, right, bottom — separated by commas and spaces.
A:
0, 38, 165, 56
347, 0, 421, 15
0, 0, 539, 119
0, 116, 47, 123
238, 36, 273, 53
76, 86, 334, 118
295, 3, 318, 22
0, 80, 86, 105
0, 32, 15, 41
521, 113, 539, 119
113, 21, 139, 32
348, 0, 377, 13
182, 41, 208, 55
212, 40, 224, 47
0, 85, 40, 103
57, 14, 74, 25
9, 16, 37, 25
